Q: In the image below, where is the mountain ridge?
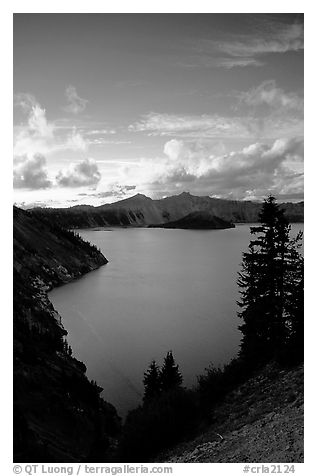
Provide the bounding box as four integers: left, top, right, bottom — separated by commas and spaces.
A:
30, 192, 304, 229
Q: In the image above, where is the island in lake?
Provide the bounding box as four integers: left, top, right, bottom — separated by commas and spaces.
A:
149, 210, 235, 229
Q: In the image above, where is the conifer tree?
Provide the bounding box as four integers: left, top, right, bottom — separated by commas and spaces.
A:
143, 360, 161, 403
284, 232, 304, 361
238, 196, 303, 364
160, 351, 183, 391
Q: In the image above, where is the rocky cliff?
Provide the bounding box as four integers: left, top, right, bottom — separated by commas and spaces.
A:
31, 192, 304, 229
13, 207, 120, 462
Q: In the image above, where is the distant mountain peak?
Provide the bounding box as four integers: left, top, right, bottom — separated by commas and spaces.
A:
109, 193, 152, 206
132, 193, 151, 200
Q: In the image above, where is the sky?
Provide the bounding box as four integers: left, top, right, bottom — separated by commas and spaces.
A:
13, 13, 304, 208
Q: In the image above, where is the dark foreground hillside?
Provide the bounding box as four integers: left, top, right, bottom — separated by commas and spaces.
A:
157, 363, 304, 463
13, 207, 120, 462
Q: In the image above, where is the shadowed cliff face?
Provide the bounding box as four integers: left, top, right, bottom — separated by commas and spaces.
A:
13, 207, 120, 462
30, 192, 304, 229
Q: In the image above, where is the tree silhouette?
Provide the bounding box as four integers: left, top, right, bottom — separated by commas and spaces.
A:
283, 232, 304, 361
143, 360, 161, 403
160, 351, 183, 391
238, 196, 303, 364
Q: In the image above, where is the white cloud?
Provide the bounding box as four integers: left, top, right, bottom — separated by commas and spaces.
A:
14, 98, 55, 159
66, 127, 88, 151
179, 56, 264, 69
121, 137, 303, 201
86, 129, 117, 135
28, 104, 54, 138
214, 22, 303, 57
14, 94, 60, 158
14, 94, 124, 161
79, 184, 137, 200
88, 138, 131, 146
64, 85, 88, 114
211, 57, 264, 69
13, 154, 52, 189
56, 158, 101, 187
129, 112, 303, 140
14, 97, 56, 189
184, 20, 303, 70
152, 137, 304, 200
14, 93, 37, 112
240, 80, 303, 111
129, 113, 249, 138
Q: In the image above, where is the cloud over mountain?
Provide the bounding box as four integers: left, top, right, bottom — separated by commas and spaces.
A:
148, 137, 304, 200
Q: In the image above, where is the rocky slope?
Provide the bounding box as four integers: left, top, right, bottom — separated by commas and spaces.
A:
13, 207, 121, 462
31, 192, 304, 229
157, 363, 303, 463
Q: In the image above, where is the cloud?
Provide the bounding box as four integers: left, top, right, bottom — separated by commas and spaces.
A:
13, 98, 55, 189
27, 104, 54, 138
84, 129, 132, 146
214, 22, 303, 58
13, 154, 52, 189
129, 113, 250, 138
64, 85, 88, 114
14, 94, 91, 161
152, 137, 304, 200
56, 158, 101, 187
86, 129, 117, 135
240, 80, 303, 111
209, 57, 264, 69
66, 127, 88, 151
184, 19, 303, 70
79, 184, 137, 199
14, 98, 54, 156
14, 93, 37, 111
14, 95, 57, 160
88, 138, 132, 145
116, 137, 301, 201
14, 200, 52, 210
129, 112, 303, 140
179, 56, 264, 69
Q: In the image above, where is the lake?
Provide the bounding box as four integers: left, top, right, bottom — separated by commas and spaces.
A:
49, 223, 303, 417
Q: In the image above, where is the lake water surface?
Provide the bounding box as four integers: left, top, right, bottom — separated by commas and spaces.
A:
49, 224, 303, 416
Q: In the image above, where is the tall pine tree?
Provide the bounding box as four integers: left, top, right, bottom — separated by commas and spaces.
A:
160, 351, 183, 392
143, 360, 161, 403
283, 232, 304, 362
238, 196, 303, 365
